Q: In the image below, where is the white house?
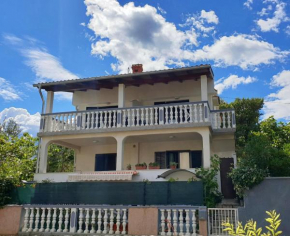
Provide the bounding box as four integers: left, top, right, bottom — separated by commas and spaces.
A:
34, 64, 236, 199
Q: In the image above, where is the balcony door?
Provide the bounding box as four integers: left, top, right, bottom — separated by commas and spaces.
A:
154, 100, 189, 123
95, 154, 116, 171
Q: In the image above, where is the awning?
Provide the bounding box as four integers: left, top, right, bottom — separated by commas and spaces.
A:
157, 169, 200, 180
68, 171, 138, 182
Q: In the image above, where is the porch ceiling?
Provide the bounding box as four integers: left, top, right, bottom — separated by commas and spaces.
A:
56, 132, 202, 147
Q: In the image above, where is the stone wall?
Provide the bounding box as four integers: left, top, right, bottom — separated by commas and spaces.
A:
0, 205, 22, 235
238, 177, 290, 235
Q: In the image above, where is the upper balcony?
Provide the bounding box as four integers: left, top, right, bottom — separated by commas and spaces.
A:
35, 65, 236, 136
39, 101, 235, 136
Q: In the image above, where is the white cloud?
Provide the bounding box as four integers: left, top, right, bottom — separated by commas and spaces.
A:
192, 34, 289, 70
84, 0, 198, 73
0, 77, 21, 101
256, 1, 289, 32
157, 5, 166, 15
3, 34, 78, 100
0, 107, 41, 136
263, 70, 290, 120
285, 25, 290, 35
22, 48, 79, 82
257, 5, 273, 16
215, 75, 257, 94
84, 1, 287, 72
54, 92, 73, 101
181, 10, 219, 38
200, 10, 219, 24
244, 0, 254, 9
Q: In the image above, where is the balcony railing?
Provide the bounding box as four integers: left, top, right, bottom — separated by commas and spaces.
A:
39, 101, 235, 134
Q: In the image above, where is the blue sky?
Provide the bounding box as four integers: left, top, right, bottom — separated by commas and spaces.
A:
0, 0, 289, 135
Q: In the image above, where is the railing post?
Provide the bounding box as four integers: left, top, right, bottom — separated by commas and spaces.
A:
199, 206, 208, 236
159, 107, 164, 125
117, 110, 122, 127
204, 103, 209, 122
232, 111, 236, 128
69, 208, 78, 233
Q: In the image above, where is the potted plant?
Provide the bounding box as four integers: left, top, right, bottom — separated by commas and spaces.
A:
126, 164, 131, 170
135, 162, 147, 170
149, 162, 160, 169
170, 162, 178, 169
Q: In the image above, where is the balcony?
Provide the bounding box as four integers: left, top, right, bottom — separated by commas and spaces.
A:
39, 101, 235, 135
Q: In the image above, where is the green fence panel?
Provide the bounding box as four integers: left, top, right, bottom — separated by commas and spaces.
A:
10, 181, 203, 206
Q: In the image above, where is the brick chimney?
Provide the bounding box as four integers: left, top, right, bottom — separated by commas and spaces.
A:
132, 64, 143, 73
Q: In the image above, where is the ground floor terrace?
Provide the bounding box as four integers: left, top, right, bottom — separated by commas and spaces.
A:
36, 126, 235, 189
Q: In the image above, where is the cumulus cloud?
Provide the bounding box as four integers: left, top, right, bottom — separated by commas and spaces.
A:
200, 10, 219, 24
192, 34, 289, 70
0, 77, 21, 101
84, 1, 287, 72
244, 0, 254, 9
256, 1, 289, 32
181, 10, 219, 38
264, 70, 290, 120
84, 0, 198, 73
215, 75, 257, 94
3, 34, 78, 83
0, 107, 41, 136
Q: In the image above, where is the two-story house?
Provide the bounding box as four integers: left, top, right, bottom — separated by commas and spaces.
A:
34, 64, 236, 199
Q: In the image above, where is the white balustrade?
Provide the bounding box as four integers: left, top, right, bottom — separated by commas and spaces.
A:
158, 208, 198, 236
39, 102, 235, 133
20, 205, 128, 235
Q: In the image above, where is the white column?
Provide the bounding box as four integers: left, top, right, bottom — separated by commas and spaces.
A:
202, 130, 211, 168
200, 75, 208, 101
45, 91, 54, 113
116, 136, 125, 170
38, 139, 50, 173
118, 84, 125, 108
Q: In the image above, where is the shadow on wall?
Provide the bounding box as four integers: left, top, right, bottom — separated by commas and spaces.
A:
238, 177, 290, 235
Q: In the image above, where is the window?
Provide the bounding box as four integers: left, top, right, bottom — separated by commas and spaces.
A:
95, 154, 116, 171
155, 152, 166, 169
190, 151, 202, 168
155, 150, 202, 169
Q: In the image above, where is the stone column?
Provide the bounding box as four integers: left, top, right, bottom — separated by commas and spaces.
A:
200, 75, 208, 101
45, 91, 54, 113
202, 129, 211, 168
118, 84, 125, 108
38, 139, 50, 173
116, 136, 125, 170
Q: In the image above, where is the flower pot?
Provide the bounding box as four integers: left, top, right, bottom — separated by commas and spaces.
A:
149, 166, 160, 169
170, 165, 177, 170
127, 167, 131, 170
135, 166, 147, 170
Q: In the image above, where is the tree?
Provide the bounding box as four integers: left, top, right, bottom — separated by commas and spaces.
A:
0, 122, 37, 207
230, 116, 290, 197
0, 119, 22, 137
220, 98, 264, 151
47, 144, 75, 173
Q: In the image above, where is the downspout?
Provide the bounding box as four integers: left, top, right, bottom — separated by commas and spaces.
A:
36, 84, 45, 173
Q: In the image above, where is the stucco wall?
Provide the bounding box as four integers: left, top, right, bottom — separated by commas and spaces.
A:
239, 178, 290, 235
73, 79, 217, 110
0, 205, 22, 235
75, 139, 203, 171
75, 134, 235, 171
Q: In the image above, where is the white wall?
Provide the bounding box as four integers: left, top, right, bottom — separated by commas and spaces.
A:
73, 80, 207, 110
